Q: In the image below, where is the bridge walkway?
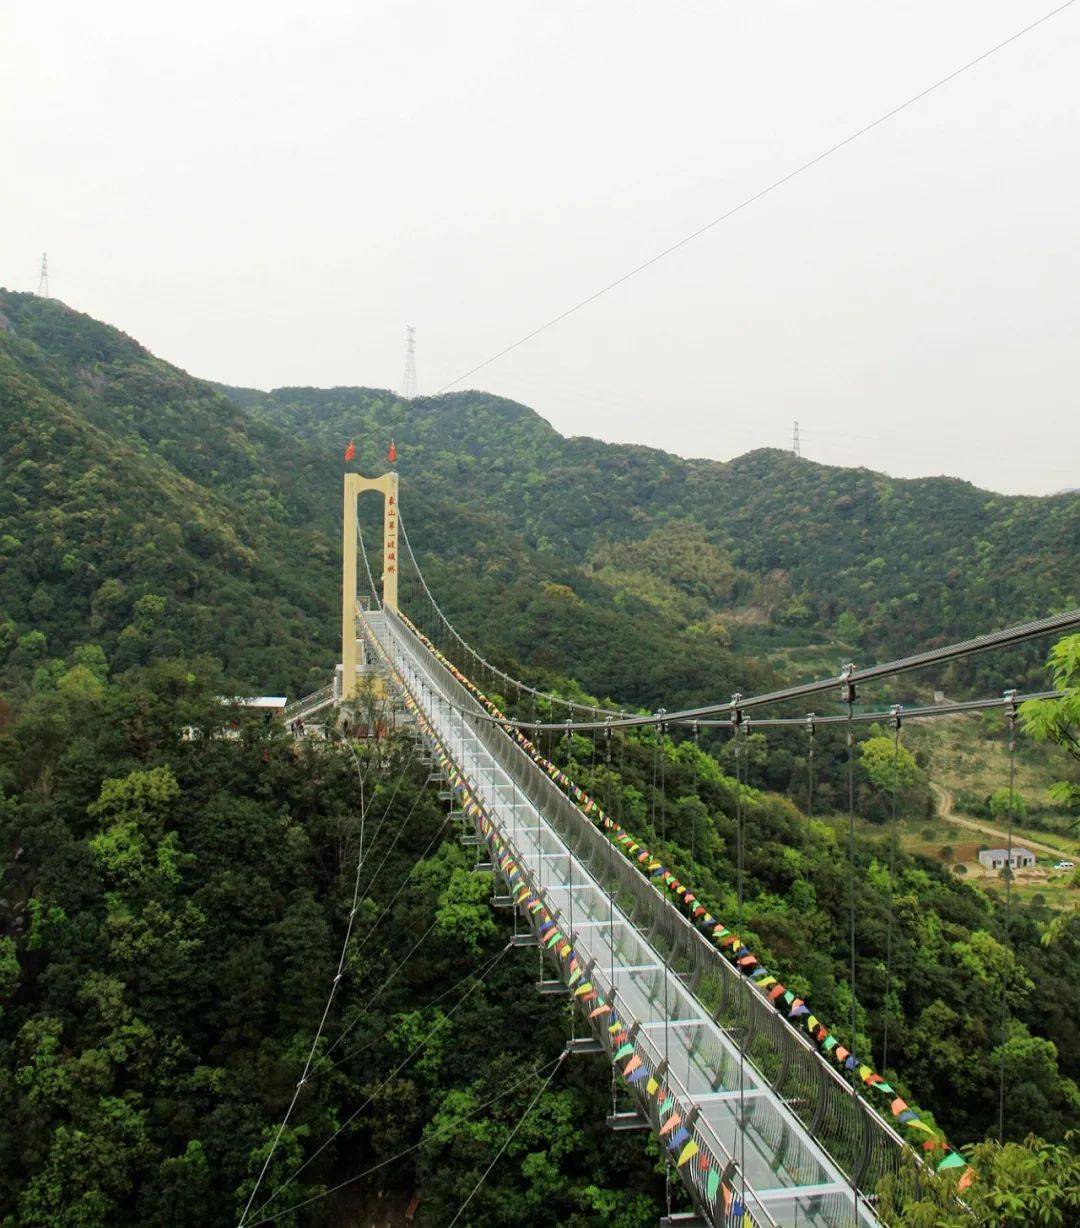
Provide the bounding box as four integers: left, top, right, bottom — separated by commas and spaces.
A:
362, 608, 881, 1228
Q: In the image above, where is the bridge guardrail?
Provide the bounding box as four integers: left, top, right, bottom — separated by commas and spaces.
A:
380, 606, 903, 1218
284, 684, 335, 722
362, 611, 773, 1226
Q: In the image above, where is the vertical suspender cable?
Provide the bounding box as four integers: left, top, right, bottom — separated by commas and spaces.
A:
882, 705, 902, 1074
614, 722, 625, 1113
732, 697, 747, 1215
651, 720, 659, 834
843, 667, 859, 1224
511, 720, 519, 939
806, 715, 816, 819
691, 722, 700, 858
998, 691, 1019, 1142
658, 710, 668, 842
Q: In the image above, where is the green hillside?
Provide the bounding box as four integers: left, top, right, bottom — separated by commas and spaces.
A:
1, 294, 1077, 1226
0, 292, 757, 713
253, 384, 1078, 683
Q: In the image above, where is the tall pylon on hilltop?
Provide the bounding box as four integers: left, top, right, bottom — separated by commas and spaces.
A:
792, 420, 801, 457
401, 325, 419, 399
37, 253, 49, 298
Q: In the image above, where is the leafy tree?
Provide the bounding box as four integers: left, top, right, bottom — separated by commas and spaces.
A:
989, 786, 1028, 823
1022, 635, 1080, 815
877, 1131, 1080, 1226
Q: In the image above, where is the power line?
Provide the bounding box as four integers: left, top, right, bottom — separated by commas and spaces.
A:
434, 0, 1076, 394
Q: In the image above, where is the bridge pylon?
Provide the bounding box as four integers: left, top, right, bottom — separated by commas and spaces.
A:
342, 470, 398, 699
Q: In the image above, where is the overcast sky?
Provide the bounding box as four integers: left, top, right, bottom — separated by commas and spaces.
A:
3, 1, 1078, 494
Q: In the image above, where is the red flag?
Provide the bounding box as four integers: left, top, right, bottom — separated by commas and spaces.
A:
344, 439, 356, 462
388, 438, 397, 464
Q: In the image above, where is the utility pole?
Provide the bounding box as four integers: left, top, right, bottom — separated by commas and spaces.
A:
792, 420, 801, 458
401, 325, 419, 399
37, 253, 49, 298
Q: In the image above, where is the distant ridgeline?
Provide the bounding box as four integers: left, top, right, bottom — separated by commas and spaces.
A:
251, 383, 1077, 677
3, 288, 1075, 711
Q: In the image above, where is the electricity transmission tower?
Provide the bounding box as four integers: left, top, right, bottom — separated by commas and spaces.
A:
37, 253, 49, 297
792, 420, 801, 457
401, 325, 419, 399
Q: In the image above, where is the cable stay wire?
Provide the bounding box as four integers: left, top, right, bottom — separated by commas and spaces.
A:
314, 916, 442, 1074
433, 0, 1077, 395
356, 511, 381, 608
351, 755, 426, 902
239, 707, 419, 1223
445, 1050, 569, 1227
396, 508, 625, 718
349, 739, 422, 882
240, 1053, 567, 1228
238, 731, 378, 1227
246, 942, 512, 1222
314, 807, 462, 1073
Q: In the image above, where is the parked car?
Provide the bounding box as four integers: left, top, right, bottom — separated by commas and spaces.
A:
1053, 860, 1074, 870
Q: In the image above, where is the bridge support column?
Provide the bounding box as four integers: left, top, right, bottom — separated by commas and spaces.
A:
342, 470, 399, 699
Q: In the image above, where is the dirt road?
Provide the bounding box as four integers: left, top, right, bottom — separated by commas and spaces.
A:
929, 781, 1068, 858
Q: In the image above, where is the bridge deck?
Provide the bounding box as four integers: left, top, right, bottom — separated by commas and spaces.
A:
364, 610, 879, 1228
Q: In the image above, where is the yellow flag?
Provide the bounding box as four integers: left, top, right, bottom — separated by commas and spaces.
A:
677, 1140, 700, 1168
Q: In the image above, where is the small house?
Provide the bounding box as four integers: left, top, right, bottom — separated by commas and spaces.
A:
977, 847, 1035, 871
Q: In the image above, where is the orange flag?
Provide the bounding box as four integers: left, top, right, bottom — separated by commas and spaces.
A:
388, 438, 397, 463
344, 439, 356, 462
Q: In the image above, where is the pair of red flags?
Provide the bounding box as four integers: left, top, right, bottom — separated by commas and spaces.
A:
344, 439, 396, 464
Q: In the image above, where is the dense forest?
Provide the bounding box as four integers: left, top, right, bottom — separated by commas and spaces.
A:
1, 291, 1078, 1224
2, 646, 1077, 1225
251, 385, 1078, 670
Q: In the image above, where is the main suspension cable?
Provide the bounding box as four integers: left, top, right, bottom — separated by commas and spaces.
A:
396, 509, 625, 719
355, 512, 381, 607
455, 605, 1077, 730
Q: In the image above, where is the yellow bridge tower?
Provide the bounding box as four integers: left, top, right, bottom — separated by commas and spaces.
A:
341, 470, 398, 700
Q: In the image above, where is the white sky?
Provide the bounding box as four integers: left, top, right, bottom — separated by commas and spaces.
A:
2, 1, 1078, 494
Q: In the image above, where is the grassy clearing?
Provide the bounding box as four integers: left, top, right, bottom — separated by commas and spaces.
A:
822, 810, 1078, 913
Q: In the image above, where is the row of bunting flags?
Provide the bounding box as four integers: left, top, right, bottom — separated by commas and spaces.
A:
360, 621, 753, 1221
391, 611, 975, 1192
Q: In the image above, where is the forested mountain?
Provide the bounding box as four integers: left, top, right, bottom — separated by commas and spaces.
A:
1, 292, 1078, 1226
252, 384, 1078, 670
3, 289, 1075, 714
0, 292, 756, 712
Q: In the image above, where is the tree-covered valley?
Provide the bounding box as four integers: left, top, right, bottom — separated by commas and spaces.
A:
1, 291, 1078, 1226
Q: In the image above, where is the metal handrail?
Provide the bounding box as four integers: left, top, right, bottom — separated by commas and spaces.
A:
362, 611, 775, 1227
379, 606, 903, 1213
284, 684, 335, 721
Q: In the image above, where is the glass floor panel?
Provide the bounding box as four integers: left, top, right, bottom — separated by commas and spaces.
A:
374, 617, 882, 1227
